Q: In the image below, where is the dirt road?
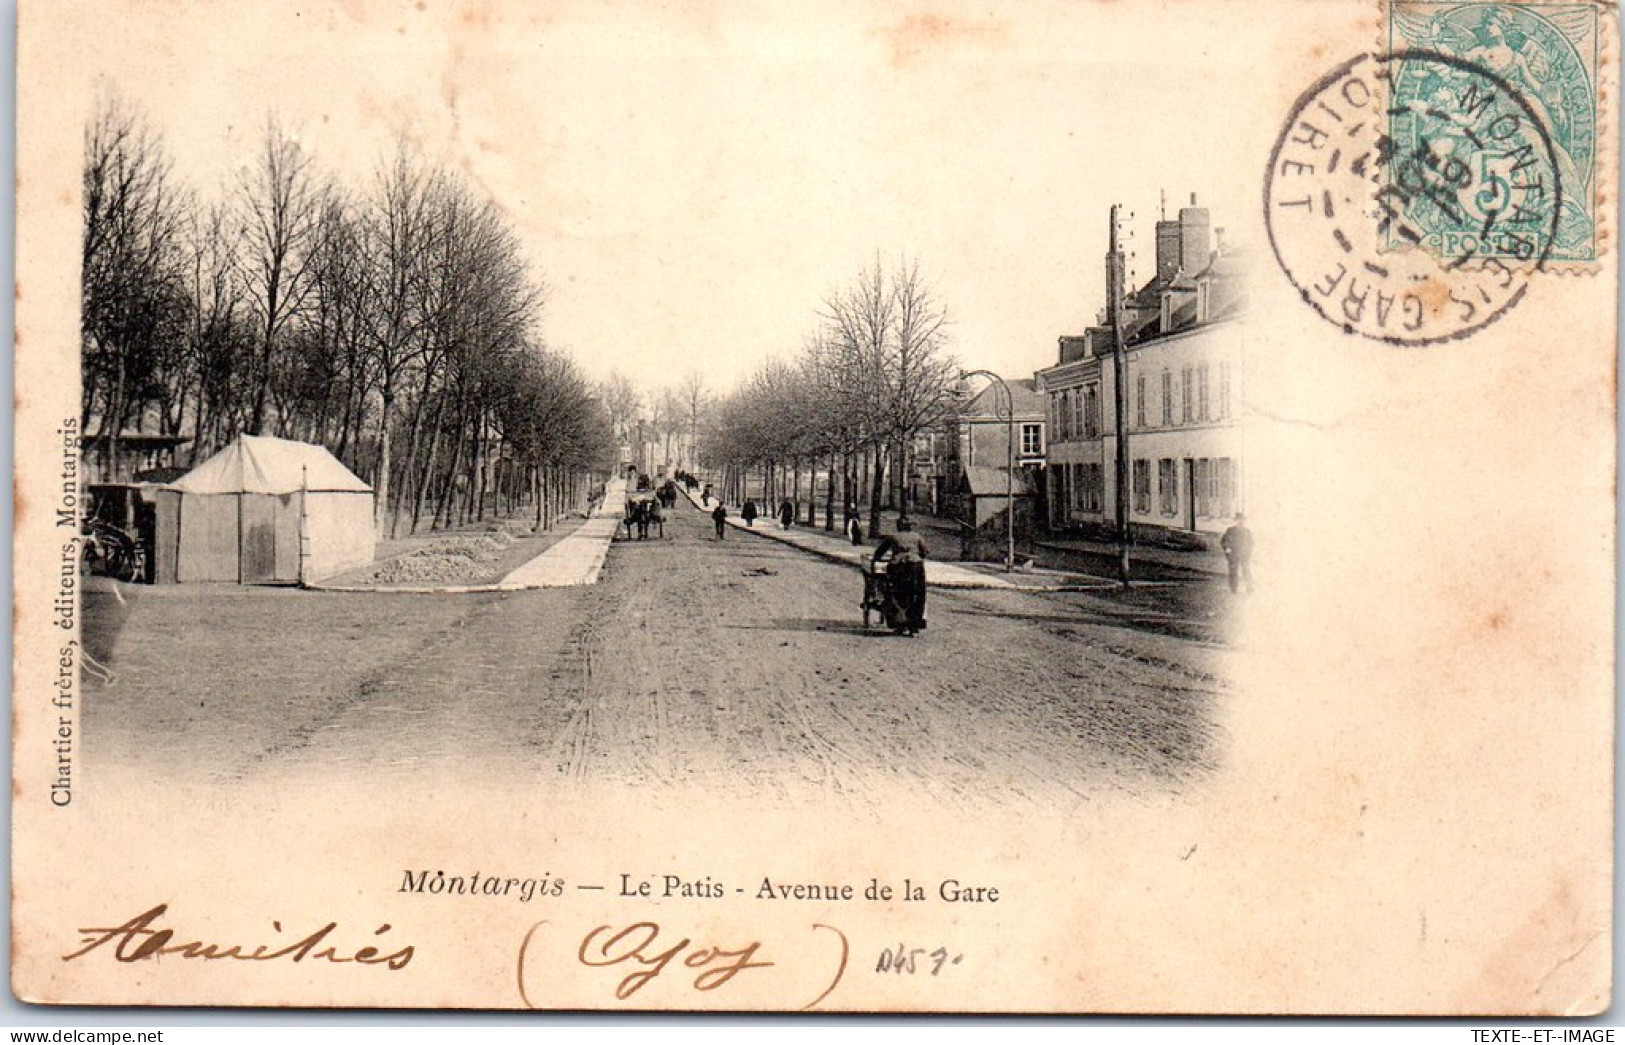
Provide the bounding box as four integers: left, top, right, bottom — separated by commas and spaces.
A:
86, 499, 1229, 811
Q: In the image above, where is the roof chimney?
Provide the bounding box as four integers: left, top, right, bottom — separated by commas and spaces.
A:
1179, 200, 1211, 275
1155, 220, 1181, 281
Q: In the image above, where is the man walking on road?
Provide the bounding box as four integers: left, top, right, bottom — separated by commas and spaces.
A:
742, 500, 758, 527
712, 503, 727, 539
1221, 513, 1254, 594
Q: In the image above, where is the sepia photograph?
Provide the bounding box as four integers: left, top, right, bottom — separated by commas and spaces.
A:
11, 0, 1617, 1015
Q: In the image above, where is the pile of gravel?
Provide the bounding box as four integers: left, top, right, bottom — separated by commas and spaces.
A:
362, 530, 515, 585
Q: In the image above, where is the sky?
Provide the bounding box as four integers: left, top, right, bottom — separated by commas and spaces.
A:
37, 0, 1301, 401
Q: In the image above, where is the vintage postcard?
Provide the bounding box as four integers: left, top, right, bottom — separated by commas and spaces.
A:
11, 0, 1616, 1014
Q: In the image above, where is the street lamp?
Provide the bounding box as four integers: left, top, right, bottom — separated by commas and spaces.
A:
959, 369, 1015, 573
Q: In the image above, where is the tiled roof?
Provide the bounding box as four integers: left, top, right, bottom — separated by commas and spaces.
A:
963, 377, 1045, 418
960, 465, 1038, 497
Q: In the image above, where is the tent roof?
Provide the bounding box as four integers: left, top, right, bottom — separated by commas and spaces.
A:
173, 435, 372, 495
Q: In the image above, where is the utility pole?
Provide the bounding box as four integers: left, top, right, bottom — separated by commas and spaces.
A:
1109, 205, 1133, 589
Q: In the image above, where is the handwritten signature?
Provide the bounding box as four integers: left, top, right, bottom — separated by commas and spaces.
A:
517, 921, 848, 1010
61, 903, 415, 970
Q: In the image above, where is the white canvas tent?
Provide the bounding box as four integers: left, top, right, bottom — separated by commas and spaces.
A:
153, 435, 375, 584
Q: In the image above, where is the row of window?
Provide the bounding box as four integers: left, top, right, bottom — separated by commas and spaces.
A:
1052, 457, 1237, 523
1053, 462, 1105, 514
1051, 385, 1102, 441
1136, 362, 1232, 430
1049, 362, 1234, 441
1131, 457, 1238, 519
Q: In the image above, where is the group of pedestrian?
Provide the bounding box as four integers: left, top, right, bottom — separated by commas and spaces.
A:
650, 473, 1251, 648
712, 496, 790, 535
734, 498, 801, 528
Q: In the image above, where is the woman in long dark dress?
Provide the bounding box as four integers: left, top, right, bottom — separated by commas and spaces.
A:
872, 517, 928, 636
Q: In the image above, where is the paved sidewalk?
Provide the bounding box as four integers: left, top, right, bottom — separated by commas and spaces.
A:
311, 478, 627, 593
496, 478, 626, 588
679, 485, 1112, 591
905, 510, 1227, 583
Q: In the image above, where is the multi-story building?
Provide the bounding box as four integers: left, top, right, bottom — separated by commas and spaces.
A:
1035, 332, 1109, 530
1037, 195, 1245, 542
913, 378, 1047, 520
935, 377, 1046, 533
954, 378, 1046, 474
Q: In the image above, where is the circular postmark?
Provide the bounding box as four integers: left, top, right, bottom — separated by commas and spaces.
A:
1264, 51, 1562, 345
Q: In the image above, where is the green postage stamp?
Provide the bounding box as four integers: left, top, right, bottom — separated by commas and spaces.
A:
1388, 2, 1603, 264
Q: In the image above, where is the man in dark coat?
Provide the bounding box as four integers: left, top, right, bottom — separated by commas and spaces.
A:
712, 503, 727, 539
741, 499, 758, 527
1220, 513, 1254, 594
778, 498, 794, 529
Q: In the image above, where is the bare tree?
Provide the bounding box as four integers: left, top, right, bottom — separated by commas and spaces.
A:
412, 180, 541, 528
882, 258, 956, 515
700, 257, 954, 531
494, 348, 614, 529
678, 369, 708, 471
651, 386, 684, 472
82, 89, 615, 530
180, 199, 246, 461
82, 88, 189, 476
822, 260, 897, 532
359, 143, 438, 535
287, 182, 373, 450
599, 370, 642, 459
236, 115, 320, 436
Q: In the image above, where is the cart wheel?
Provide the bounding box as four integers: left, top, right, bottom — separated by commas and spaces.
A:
107, 542, 136, 582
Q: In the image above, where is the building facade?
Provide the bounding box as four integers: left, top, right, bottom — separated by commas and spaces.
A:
912, 376, 1047, 525
1035, 334, 1108, 531
1037, 196, 1245, 541
955, 378, 1046, 475
941, 376, 1046, 533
